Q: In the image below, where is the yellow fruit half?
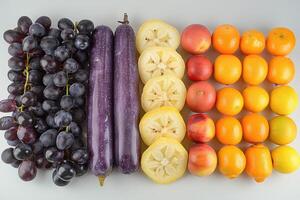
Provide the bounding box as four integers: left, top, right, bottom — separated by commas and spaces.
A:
272, 145, 300, 173
139, 106, 186, 146
141, 75, 186, 112
136, 19, 180, 53
141, 137, 188, 184
138, 46, 185, 84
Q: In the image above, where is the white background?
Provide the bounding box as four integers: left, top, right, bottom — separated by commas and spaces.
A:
0, 0, 300, 199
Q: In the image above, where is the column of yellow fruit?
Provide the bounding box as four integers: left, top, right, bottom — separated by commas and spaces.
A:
135, 19, 188, 184
266, 27, 300, 175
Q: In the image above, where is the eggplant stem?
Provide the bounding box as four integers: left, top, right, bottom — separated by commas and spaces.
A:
98, 176, 105, 186
118, 13, 129, 24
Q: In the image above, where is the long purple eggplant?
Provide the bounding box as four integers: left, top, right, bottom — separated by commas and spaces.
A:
114, 14, 140, 174
88, 26, 114, 185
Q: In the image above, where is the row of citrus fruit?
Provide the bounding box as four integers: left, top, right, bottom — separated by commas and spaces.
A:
181, 24, 295, 56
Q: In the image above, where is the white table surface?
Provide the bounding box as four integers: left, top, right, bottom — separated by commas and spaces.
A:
0, 0, 300, 199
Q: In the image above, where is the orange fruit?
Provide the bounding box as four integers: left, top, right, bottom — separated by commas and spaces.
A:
214, 55, 242, 84
267, 56, 295, 84
216, 116, 242, 145
242, 86, 269, 112
216, 87, 244, 116
242, 113, 269, 143
240, 30, 265, 55
212, 24, 240, 54
242, 55, 268, 85
245, 144, 272, 183
218, 145, 246, 179
267, 27, 296, 56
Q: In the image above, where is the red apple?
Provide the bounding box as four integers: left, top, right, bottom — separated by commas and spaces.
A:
188, 143, 217, 176
181, 24, 211, 54
187, 113, 215, 143
187, 55, 213, 81
186, 81, 216, 112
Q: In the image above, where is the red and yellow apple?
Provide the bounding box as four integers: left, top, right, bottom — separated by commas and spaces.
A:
186, 81, 216, 112
188, 144, 217, 176
186, 55, 213, 81
181, 24, 211, 54
187, 113, 215, 143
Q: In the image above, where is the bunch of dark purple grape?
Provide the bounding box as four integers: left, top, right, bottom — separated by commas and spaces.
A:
1, 16, 93, 186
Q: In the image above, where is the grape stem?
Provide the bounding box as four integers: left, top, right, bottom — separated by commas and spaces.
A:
74, 21, 78, 34
19, 52, 30, 112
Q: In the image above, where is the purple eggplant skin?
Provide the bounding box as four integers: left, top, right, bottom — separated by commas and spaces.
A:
114, 16, 140, 174
88, 26, 114, 178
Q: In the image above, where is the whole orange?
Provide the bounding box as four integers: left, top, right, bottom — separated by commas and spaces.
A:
216, 116, 242, 145
267, 56, 295, 84
214, 55, 242, 84
242, 55, 268, 85
243, 86, 269, 112
213, 24, 240, 54
218, 145, 246, 179
242, 113, 269, 143
240, 30, 265, 55
216, 87, 244, 116
267, 27, 296, 56
245, 144, 272, 183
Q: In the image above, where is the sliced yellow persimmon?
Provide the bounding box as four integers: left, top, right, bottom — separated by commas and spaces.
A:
141, 75, 186, 112
139, 106, 186, 146
141, 137, 188, 184
136, 19, 180, 53
138, 47, 185, 84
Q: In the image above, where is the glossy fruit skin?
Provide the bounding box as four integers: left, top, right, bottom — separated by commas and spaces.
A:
242, 113, 269, 143
186, 81, 216, 113
113, 19, 140, 174
271, 145, 300, 174
269, 116, 297, 145
187, 113, 215, 143
267, 56, 295, 84
242, 55, 268, 85
243, 86, 269, 113
186, 55, 213, 81
181, 24, 211, 54
88, 26, 114, 177
18, 160, 37, 181
245, 144, 272, 183
214, 55, 242, 84
218, 145, 246, 179
213, 24, 240, 54
188, 143, 217, 176
267, 27, 296, 56
240, 30, 265, 55
216, 116, 242, 145
216, 87, 243, 116
270, 86, 298, 115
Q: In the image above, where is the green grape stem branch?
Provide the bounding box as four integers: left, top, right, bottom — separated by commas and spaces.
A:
19, 52, 30, 112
